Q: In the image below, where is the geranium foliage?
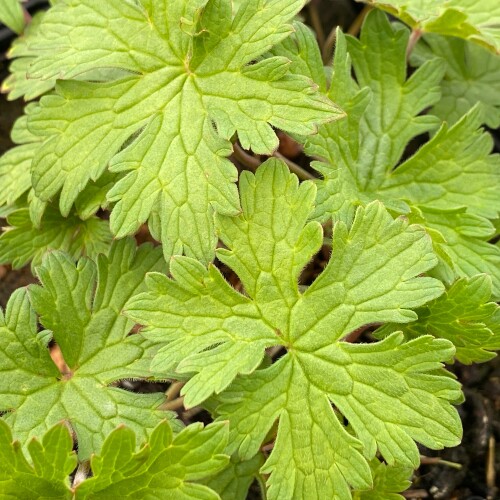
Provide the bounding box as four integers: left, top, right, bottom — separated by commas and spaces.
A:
0, 1, 499, 499
126, 161, 462, 499
21, 0, 340, 262
0, 239, 177, 460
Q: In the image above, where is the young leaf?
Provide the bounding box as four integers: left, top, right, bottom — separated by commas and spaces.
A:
359, 0, 500, 53
0, 420, 75, 499
353, 459, 412, 500
411, 35, 500, 128
0, 238, 178, 460
0, 0, 25, 34
126, 160, 462, 499
300, 11, 500, 297
25, 0, 341, 262
0, 206, 112, 270
75, 420, 229, 499
376, 275, 500, 364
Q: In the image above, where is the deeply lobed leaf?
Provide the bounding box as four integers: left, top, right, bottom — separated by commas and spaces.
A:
75, 420, 229, 499
0, 206, 112, 271
0, 108, 41, 210
376, 275, 500, 364
0, 420, 75, 499
353, 459, 412, 499
22, 0, 341, 262
0, 418, 229, 499
292, 10, 500, 297
411, 35, 500, 128
359, 0, 500, 53
126, 160, 462, 499
0, 238, 178, 459
200, 453, 265, 500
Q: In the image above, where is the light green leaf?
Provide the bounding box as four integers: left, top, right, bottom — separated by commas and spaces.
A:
200, 453, 265, 500
0, 197, 26, 219
359, 0, 500, 53
376, 275, 500, 364
411, 35, 500, 128
1, 10, 127, 101
75, 420, 229, 499
1, 12, 55, 100
0, 0, 25, 34
0, 418, 229, 500
127, 160, 462, 500
269, 21, 327, 92
353, 459, 412, 500
415, 207, 500, 298
301, 10, 500, 296
0, 238, 179, 460
0, 108, 42, 209
0, 103, 112, 225
0, 206, 112, 271
0, 420, 75, 499
74, 171, 119, 221
25, 0, 340, 263
377, 109, 499, 220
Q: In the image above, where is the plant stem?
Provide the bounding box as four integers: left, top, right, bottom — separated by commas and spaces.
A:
347, 5, 372, 36
273, 151, 315, 180
420, 455, 462, 470
72, 461, 90, 488
267, 345, 284, 358
165, 381, 184, 401
23, 7, 32, 24
163, 396, 185, 411
403, 490, 429, 499
406, 28, 422, 60
231, 143, 261, 171
486, 435, 496, 491
308, 2, 325, 48
182, 406, 204, 421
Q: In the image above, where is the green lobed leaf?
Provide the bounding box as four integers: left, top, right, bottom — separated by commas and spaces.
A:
413, 207, 500, 297
353, 459, 412, 500
296, 10, 500, 297
359, 0, 500, 53
0, 0, 25, 34
126, 160, 462, 500
411, 35, 500, 128
200, 453, 265, 500
24, 0, 341, 263
0, 238, 179, 460
376, 275, 500, 364
75, 420, 229, 499
0, 418, 230, 499
269, 20, 328, 93
0, 205, 112, 271
1, 9, 131, 101
0, 107, 42, 210
0, 420, 74, 499
1, 12, 55, 100
0, 102, 114, 227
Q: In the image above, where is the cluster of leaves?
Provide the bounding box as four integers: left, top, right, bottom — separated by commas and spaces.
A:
0, 0, 499, 499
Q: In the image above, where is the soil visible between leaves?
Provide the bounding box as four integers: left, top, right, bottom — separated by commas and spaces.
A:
0, 1, 499, 498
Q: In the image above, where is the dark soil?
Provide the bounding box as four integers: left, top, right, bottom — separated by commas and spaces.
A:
0, 1, 499, 499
